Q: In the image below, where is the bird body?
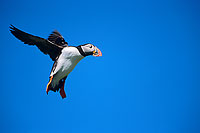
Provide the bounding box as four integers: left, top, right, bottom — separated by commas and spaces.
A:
50, 47, 84, 88
10, 25, 102, 99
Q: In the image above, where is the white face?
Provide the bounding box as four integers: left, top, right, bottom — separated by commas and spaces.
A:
81, 44, 95, 54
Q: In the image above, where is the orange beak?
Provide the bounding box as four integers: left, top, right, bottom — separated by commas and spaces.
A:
93, 47, 102, 57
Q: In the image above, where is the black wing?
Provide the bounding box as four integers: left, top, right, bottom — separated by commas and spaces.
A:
48, 30, 68, 47
10, 25, 64, 61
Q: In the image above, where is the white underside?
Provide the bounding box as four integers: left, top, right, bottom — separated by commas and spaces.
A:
50, 47, 84, 87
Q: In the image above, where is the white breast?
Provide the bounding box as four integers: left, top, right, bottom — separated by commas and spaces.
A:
50, 47, 84, 84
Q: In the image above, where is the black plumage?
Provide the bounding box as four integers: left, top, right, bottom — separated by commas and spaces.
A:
48, 30, 68, 47
9, 25, 65, 61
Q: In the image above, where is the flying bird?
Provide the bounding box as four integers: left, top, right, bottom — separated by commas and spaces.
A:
10, 25, 102, 99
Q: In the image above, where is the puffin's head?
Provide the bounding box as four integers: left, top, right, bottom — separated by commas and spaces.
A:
77, 43, 102, 57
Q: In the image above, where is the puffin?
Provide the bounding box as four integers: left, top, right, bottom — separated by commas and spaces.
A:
10, 25, 102, 99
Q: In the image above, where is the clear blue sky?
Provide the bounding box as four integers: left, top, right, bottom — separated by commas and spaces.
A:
1, 0, 200, 133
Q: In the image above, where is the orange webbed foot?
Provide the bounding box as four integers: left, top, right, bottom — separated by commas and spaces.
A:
60, 85, 66, 99
59, 80, 66, 99
46, 76, 53, 95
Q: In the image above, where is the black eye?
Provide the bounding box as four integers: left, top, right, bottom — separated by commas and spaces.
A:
90, 45, 93, 48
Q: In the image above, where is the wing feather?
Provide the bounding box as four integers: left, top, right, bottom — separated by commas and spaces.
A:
48, 30, 68, 47
10, 25, 63, 61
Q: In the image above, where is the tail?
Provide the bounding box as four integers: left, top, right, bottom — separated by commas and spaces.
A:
46, 76, 67, 99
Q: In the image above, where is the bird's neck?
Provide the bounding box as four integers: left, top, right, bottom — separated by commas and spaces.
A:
76, 45, 86, 57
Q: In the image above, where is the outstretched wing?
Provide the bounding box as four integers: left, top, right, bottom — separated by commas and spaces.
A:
48, 30, 68, 47
10, 25, 64, 61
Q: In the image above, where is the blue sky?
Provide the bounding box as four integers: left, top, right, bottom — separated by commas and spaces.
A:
1, 0, 200, 133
